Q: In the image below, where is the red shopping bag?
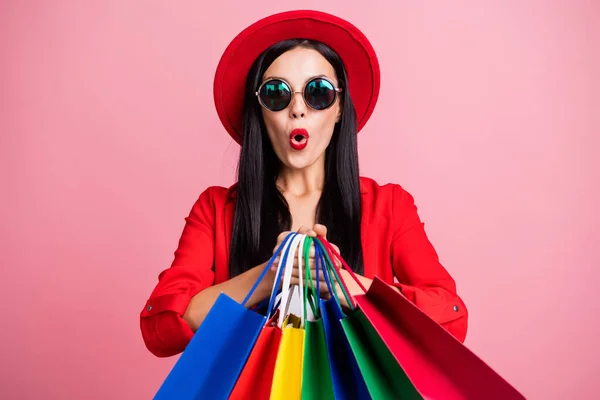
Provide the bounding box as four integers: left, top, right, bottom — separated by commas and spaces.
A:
229, 313, 282, 400
318, 238, 526, 400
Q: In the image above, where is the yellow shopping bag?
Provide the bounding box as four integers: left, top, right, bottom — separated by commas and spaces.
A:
270, 314, 305, 399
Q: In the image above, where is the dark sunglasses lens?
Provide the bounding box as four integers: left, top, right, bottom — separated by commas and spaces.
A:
259, 80, 291, 111
304, 78, 336, 110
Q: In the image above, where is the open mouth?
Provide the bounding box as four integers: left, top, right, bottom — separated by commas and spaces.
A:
289, 129, 309, 150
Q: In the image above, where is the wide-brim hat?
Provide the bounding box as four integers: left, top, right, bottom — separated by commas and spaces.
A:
213, 9, 380, 145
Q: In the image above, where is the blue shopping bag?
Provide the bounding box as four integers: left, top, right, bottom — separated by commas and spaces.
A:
314, 239, 371, 400
153, 233, 298, 400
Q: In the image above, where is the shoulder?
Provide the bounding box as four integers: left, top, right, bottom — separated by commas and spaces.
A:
359, 176, 419, 226
191, 182, 237, 211
359, 176, 413, 203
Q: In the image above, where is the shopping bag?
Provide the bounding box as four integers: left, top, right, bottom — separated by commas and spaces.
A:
301, 239, 335, 400
230, 232, 305, 400
312, 239, 371, 400
228, 311, 281, 399
270, 314, 305, 399
355, 278, 526, 400
320, 298, 371, 400
319, 237, 526, 400
316, 238, 415, 399
269, 234, 307, 400
341, 309, 424, 399
153, 232, 297, 400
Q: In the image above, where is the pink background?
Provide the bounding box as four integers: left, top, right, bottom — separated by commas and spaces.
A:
2, 1, 598, 398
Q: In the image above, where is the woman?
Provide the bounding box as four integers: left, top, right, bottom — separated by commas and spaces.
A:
140, 10, 468, 358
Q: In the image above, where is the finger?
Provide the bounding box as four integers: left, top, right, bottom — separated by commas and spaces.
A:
271, 243, 337, 272
292, 256, 328, 272
288, 263, 329, 281
297, 226, 312, 235
313, 224, 328, 238
312, 269, 330, 282
289, 277, 314, 287
270, 252, 299, 271
299, 227, 317, 237
318, 281, 330, 294
277, 231, 293, 243
271, 251, 319, 272
319, 241, 339, 257
319, 245, 341, 267
289, 278, 330, 295
271, 251, 313, 271
295, 245, 315, 259
290, 260, 317, 276
288, 247, 317, 266
273, 256, 320, 273
295, 241, 324, 258
273, 231, 293, 253
289, 265, 323, 280
303, 268, 330, 282
307, 255, 338, 271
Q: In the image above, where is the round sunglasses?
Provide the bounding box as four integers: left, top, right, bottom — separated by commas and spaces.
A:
255, 76, 343, 112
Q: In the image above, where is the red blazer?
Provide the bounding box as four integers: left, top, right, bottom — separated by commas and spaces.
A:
140, 177, 468, 357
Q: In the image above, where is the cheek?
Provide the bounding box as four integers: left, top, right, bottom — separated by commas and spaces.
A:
261, 110, 277, 137
314, 109, 338, 138
261, 111, 288, 149
262, 109, 285, 132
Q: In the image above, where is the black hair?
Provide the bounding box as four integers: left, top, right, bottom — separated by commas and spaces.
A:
228, 39, 364, 277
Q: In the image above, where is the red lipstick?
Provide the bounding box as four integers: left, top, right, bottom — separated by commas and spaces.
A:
289, 128, 309, 150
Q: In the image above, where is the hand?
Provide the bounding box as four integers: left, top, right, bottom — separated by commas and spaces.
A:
270, 225, 340, 295
311, 224, 373, 310
331, 269, 373, 310
311, 224, 341, 268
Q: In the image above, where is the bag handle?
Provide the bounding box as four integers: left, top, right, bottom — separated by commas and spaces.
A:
303, 237, 319, 320
296, 234, 307, 327
277, 233, 305, 328
314, 237, 368, 309
318, 237, 367, 292
241, 232, 295, 312
304, 239, 322, 320
314, 240, 355, 311
315, 242, 335, 297
303, 241, 341, 319
267, 232, 301, 321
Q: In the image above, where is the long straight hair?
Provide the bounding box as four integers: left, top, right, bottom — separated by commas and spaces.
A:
228, 39, 364, 277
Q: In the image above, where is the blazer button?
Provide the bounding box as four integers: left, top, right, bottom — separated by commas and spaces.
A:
453, 305, 459, 312
146, 305, 152, 312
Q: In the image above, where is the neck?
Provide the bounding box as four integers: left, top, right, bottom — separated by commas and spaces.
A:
276, 157, 325, 197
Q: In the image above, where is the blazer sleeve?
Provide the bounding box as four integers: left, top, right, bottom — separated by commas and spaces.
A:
139, 187, 218, 357
390, 185, 468, 342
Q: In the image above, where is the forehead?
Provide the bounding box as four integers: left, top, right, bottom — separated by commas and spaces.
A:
263, 47, 337, 87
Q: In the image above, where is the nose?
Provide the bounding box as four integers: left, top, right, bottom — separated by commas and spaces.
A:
289, 91, 306, 119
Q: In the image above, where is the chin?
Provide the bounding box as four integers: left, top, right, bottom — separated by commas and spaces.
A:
280, 152, 319, 170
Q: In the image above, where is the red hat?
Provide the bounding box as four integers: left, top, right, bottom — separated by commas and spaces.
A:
213, 10, 380, 145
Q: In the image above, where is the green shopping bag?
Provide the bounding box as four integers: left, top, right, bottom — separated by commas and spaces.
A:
340, 310, 422, 399
301, 237, 335, 400
315, 238, 422, 400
